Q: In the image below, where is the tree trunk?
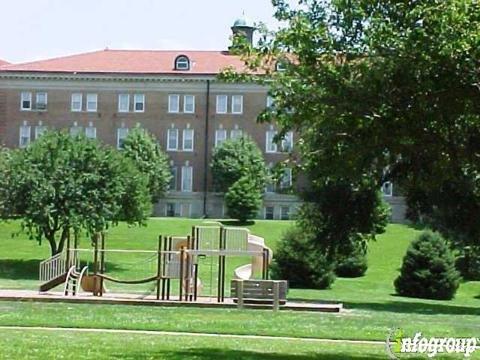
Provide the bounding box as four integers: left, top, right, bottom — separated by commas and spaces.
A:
56, 227, 70, 254
45, 232, 57, 256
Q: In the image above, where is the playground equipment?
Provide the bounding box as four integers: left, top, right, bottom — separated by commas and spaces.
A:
38, 223, 275, 303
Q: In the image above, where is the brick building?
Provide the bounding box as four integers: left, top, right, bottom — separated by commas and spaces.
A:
0, 18, 406, 221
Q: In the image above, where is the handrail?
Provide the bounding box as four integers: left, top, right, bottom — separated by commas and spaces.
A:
76, 266, 88, 296
63, 266, 76, 295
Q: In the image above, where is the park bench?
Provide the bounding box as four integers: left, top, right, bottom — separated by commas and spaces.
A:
231, 279, 288, 310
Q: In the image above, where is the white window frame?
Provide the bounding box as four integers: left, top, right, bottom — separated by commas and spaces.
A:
167, 128, 179, 151
230, 128, 243, 139
70, 125, 83, 137
280, 168, 292, 189
71, 93, 83, 112
133, 94, 145, 113
117, 128, 129, 149
264, 206, 275, 220
265, 163, 276, 193
181, 165, 193, 192
231, 95, 243, 114
169, 167, 178, 191
35, 92, 47, 110
215, 129, 227, 147
19, 125, 31, 147
280, 206, 290, 220
182, 128, 194, 151
281, 131, 294, 152
183, 95, 195, 114
216, 95, 228, 114
86, 93, 98, 112
118, 94, 130, 113
266, 130, 278, 153
381, 181, 393, 197
165, 202, 179, 217
85, 126, 97, 139
168, 94, 180, 113
175, 56, 190, 70
20, 92, 32, 111
34, 125, 47, 139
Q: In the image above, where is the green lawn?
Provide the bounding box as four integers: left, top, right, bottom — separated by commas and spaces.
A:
0, 218, 479, 359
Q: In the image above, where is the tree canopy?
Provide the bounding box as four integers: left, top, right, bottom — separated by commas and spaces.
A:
224, 0, 480, 248
122, 126, 171, 203
0, 131, 151, 255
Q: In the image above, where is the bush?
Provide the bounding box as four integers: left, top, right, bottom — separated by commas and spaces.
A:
394, 231, 461, 300
456, 246, 480, 281
335, 241, 368, 278
270, 227, 335, 289
224, 176, 262, 223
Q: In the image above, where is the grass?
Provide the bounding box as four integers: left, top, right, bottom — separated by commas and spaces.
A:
0, 329, 396, 360
0, 218, 479, 359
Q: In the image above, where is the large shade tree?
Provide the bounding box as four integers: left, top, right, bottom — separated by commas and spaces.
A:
0, 131, 151, 255
224, 0, 480, 251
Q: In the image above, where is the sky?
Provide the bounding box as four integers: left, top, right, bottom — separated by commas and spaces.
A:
0, 0, 282, 64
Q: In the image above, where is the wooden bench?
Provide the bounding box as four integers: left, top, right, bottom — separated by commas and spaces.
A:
231, 279, 288, 310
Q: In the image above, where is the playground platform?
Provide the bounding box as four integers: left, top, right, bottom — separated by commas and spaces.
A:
0, 290, 342, 313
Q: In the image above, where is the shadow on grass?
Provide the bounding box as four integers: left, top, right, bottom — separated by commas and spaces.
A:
220, 220, 256, 227
111, 348, 390, 360
0, 259, 41, 280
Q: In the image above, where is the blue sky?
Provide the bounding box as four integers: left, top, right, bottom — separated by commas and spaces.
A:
1, 0, 281, 64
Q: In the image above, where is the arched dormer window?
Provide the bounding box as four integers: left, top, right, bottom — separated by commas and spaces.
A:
275, 60, 287, 72
175, 55, 190, 70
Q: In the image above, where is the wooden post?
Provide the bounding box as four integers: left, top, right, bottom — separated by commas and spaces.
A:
179, 247, 185, 301
156, 235, 162, 300
99, 233, 105, 297
273, 281, 280, 312
237, 280, 244, 309
92, 233, 98, 297
65, 229, 71, 271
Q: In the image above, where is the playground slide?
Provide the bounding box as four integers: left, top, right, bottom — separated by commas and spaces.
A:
233, 235, 273, 280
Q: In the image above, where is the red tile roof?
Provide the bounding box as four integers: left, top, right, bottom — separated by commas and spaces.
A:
0, 49, 247, 75
0, 59, 10, 67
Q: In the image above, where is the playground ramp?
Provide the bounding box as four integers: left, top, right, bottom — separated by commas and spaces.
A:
233, 234, 273, 280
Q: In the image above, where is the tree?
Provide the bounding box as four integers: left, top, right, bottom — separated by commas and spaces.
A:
211, 137, 267, 221
0, 131, 151, 255
211, 137, 266, 192
224, 176, 263, 222
223, 0, 480, 250
394, 231, 460, 300
122, 126, 171, 203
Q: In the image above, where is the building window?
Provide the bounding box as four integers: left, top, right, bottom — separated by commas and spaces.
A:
265, 206, 274, 220
169, 167, 178, 191
166, 203, 179, 217
231, 95, 243, 114
265, 163, 276, 193
34, 123, 47, 139
117, 127, 129, 149
118, 94, 130, 113
381, 181, 393, 197
230, 128, 243, 139
20, 92, 32, 111
167, 128, 178, 151
266, 96, 274, 109
280, 168, 292, 189
35, 92, 47, 110
86, 93, 98, 112
215, 129, 227, 147
216, 95, 228, 114
266, 130, 278, 153
168, 95, 180, 113
180, 203, 191, 217
182, 128, 194, 151
184, 95, 195, 113
181, 165, 193, 192
71, 93, 83, 112
281, 131, 293, 152
19, 124, 31, 147
134, 94, 145, 112
280, 206, 290, 220
70, 122, 83, 137
276, 60, 287, 72
175, 55, 190, 70
85, 124, 97, 139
